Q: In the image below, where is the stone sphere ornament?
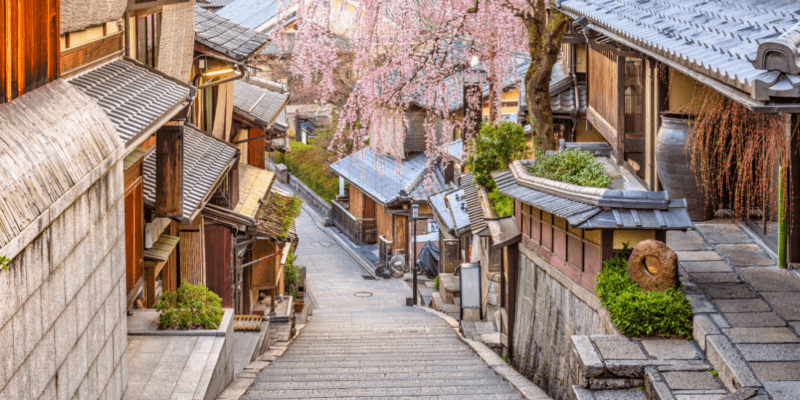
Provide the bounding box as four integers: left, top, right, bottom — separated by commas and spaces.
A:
627, 240, 679, 292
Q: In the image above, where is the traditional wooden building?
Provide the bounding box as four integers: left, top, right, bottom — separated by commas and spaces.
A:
550, 0, 800, 266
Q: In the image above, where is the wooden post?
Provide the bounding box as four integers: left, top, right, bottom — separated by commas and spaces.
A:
156, 123, 184, 218
616, 55, 626, 162
506, 242, 519, 359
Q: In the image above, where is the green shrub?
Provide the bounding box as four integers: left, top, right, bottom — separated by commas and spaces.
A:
488, 187, 513, 217
465, 122, 531, 188
529, 149, 611, 188
595, 248, 693, 338
154, 281, 223, 330
433, 276, 440, 291
282, 196, 303, 237
270, 141, 339, 203
284, 249, 299, 287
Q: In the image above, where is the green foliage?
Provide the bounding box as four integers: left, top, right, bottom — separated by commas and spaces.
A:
595, 246, 693, 339
284, 249, 299, 287
465, 122, 531, 188
270, 141, 339, 203
282, 196, 303, 237
433, 276, 440, 291
0, 256, 9, 271
529, 149, 611, 188
710, 369, 719, 378
488, 188, 513, 217
154, 281, 223, 330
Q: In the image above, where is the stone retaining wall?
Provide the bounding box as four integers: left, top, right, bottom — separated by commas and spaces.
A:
0, 160, 127, 399
512, 244, 617, 400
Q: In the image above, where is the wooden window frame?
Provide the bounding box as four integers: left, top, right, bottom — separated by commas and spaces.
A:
133, 8, 162, 68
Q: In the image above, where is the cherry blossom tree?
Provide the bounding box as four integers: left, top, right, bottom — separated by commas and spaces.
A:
273, 0, 569, 157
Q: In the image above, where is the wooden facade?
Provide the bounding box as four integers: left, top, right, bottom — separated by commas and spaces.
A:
204, 224, 233, 307
248, 127, 266, 169
587, 48, 619, 148
60, 30, 123, 76
179, 216, 206, 285
349, 186, 376, 219
124, 159, 145, 306
1, 0, 61, 104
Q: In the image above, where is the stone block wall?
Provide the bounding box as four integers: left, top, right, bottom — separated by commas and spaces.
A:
512, 244, 617, 400
0, 161, 127, 399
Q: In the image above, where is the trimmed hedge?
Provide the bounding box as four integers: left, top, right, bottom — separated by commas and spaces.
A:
154, 281, 224, 330
271, 141, 339, 203
595, 248, 693, 339
529, 149, 611, 188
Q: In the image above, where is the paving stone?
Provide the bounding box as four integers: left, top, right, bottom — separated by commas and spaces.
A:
675, 395, 727, 400
676, 251, 723, 262
689, 295, 717, 313
705, 334, 761, 391
716, 244, 775, 267
593, 337, 647, 360
738, 268, 800, 292
723, 313, 787, 328
736, 343, 800, 362
763, 381, 800, 400
667, 230, 712, 251
750, 362, 800, 381
572, 335, 604, 380
593, 388, 648, 399
695, 223, 752, 245
694, 315, 722, 352
760, 292, 800, 321
719, 388, 761, 400
662, 371, 723, 390
702, 284, 758, 299
722, 327, 799, 344
641, 338, 700, 360
789, 321, 800, 336
710, 313, 731, 328
689, 273, 742, 284
681, 261, 734, 273
713, 299, 771, 313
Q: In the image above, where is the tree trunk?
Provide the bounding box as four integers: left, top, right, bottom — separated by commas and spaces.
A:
523, 7, 568, 151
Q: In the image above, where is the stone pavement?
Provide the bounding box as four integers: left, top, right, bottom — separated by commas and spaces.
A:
227, 182, 549, 399
670, 219, 800, 399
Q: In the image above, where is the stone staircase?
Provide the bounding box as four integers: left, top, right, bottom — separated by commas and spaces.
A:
241, 306, 525, 399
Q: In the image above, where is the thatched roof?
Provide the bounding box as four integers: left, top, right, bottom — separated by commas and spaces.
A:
235, 163, 276, 218
0, 80, 121, 252
257, 187, 300, 242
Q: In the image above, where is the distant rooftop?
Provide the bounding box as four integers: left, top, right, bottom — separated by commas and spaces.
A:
195, 7, 270, 61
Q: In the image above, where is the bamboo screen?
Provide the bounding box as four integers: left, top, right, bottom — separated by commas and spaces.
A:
588, 48, 618, 129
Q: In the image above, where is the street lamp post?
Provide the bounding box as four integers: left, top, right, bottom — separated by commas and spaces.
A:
411, 204, 419, 306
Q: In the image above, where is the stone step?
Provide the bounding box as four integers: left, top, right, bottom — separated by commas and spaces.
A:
283, 346, 470, 355
258, 364, 492, 375
243, 384, 520, 399
241, 394, 524, 400
268, 359, 486, 369
289, 340, 463, 347
251, 377, 507, 390
276, 353, 477, 362
256, 370, 502, 382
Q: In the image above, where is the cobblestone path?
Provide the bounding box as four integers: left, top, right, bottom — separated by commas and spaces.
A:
242, 186, 525, 399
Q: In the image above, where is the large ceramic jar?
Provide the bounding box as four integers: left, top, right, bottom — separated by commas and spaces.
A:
656, 113, 713, 221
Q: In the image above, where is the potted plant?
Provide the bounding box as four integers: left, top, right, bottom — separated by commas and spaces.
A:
284, 249, 305, 312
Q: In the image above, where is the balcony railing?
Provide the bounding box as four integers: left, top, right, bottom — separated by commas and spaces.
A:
331, 200, 377, 245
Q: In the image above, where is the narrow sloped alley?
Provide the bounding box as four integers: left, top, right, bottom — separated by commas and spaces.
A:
239, 184, 537, 399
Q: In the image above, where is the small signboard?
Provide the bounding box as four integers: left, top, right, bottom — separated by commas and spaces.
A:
460, 262, 481, 320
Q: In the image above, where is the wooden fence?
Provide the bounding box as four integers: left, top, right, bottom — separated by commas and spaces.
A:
331, 200, 377, 245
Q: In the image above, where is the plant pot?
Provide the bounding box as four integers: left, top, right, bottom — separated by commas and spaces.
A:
655, 113, 714, 221
294, 301, 305, 313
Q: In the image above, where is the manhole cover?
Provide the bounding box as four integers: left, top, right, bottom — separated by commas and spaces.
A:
309, 241, 333, 248
353, 292, 373, 297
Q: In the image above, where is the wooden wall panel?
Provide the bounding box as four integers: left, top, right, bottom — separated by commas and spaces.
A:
204, 224, 232, 307
2, 0, 59, 104
588, 48, 618, 130
60, 32, 122, 75
350, 186, 363, 219
248, 127, 266, 169
179, 216, 206, 285
394, 215, 407, 255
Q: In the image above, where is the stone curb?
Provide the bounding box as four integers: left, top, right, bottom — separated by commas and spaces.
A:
416, 306, 553, 400
217, 311, 310, 399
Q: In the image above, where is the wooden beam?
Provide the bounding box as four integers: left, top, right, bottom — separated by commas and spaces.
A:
616, 55, 626, 161
156, 123, 184, 218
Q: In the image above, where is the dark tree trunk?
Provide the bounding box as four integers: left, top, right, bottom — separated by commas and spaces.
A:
523, 7, 568, 151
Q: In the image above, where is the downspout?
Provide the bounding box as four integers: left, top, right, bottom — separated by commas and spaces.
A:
189, 64, 247, 125
779, 164, 788, 268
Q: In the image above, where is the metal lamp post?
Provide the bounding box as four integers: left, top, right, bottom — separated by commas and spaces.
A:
411, 204, 419, 305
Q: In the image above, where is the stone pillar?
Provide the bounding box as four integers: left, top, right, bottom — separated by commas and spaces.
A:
339, 176, 345, 197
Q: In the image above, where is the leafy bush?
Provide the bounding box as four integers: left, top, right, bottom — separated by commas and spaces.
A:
433, 276, 440, 291
529, 149, 611, 188
154, 281, 223, 330
284, 249, 299, 287
270, 140, 339, 203
282, 196, 303, 237
465, 122, 531, 188
488, 187, 513, 217
595, 248, 693, 338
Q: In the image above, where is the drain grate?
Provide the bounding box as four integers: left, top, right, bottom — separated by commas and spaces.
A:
361, 275, 376, 280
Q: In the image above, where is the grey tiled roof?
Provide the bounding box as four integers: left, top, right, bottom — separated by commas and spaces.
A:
558, 0, 800, 100
143, 125, 239, 223
68, 58, 192, 145
519, 62, 586, 116
233, 79, 289, 127
461, 174, 487, 235
198, 0, 237, 9
330, 147, 446, 205
448, 139, 463, 163
216, 0, 280, 30
492, 170, 693, 230
429, 191, 454, 231
196, 7, 270, 61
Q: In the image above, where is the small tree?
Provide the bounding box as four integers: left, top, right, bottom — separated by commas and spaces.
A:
465, 121, 531, 187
